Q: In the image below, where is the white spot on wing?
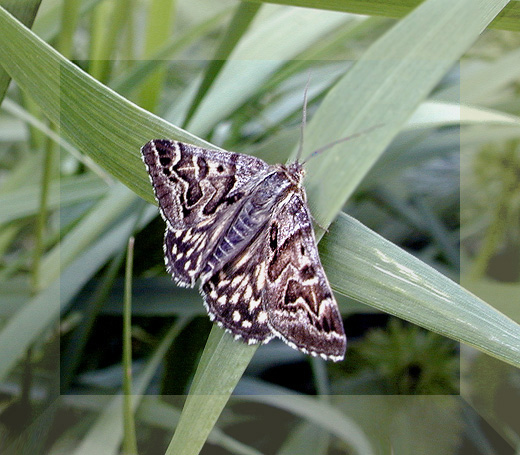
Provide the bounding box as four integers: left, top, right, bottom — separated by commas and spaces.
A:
257, 311, 268, 324
183, 228, 193, 241
234, 252, 250, 269
243, 284, 252, 300
249, 298, 260, 312
218, 279, 230, 288
302, 277, 319, 286
231, 275, 243, 288
256, 262, 266, 289
233, 311, 241, 322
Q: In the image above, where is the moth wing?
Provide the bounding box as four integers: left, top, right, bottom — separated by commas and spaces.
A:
263, 192, 346, 361
200, 234, 273, 344
141, 139, 269, 230
163, 226, 213, 287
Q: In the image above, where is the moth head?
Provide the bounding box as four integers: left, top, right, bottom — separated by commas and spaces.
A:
285, 161, 306, 184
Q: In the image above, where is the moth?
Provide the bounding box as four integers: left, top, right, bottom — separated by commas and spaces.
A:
141, 138, 347, 361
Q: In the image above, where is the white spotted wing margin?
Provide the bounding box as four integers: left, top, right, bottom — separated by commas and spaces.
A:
141, 139, 346, 361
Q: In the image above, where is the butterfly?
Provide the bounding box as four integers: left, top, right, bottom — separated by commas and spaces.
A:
141, 138, 346, 361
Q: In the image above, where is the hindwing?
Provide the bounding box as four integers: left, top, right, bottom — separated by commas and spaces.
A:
201, 234, 273, 343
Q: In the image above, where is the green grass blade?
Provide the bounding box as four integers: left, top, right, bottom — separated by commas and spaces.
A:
0, 208, 155, 381
0, 174, 107, 224
185, 6, 352, 135
182, 1, 261, 126
111, 9, 229, 96
57, 0, 81, 58
137, 0, 177, 111
244, 0, 520, 32
240, 385, 373, 455
165, 327, 258, 455
38, 184, 137, 289
72, 317, 190, 455
300, 0, 511, 230
0, 0, 41, 100
321, 214, 520, 368
0, 5, 212, 203
122, 237, 138, 455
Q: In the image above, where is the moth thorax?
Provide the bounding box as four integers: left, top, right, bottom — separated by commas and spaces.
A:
285, 162, 305, 184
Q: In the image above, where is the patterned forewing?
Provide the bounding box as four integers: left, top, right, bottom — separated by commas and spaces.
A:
263, 192, 346, 361
141, 139, 269, 230
201, 234, 273, 343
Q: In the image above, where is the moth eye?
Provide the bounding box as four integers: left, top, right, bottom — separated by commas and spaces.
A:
160, 157, 171, 166
217, 165, 224, 173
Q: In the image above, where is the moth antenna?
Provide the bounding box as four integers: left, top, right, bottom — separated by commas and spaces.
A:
296, 72, 311, 163
302, 123, 384, 165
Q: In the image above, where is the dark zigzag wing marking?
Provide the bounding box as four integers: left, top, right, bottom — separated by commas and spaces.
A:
141, 139, 269, 230
263, 192, 346, 361
201, 235, 273, 344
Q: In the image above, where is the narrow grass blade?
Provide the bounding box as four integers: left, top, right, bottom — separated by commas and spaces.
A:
182, 1, 261, 126
165, 327, 258, 455
72, 317, 191, 455
122, 237, 138, 455
299, 0, 511, 230
320, 213, 520, 369
243, 0, 520, 32
0, 0, 41, 100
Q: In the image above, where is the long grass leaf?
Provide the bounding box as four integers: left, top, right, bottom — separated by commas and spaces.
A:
244, 0, 520, 32
321, 213, 520, 368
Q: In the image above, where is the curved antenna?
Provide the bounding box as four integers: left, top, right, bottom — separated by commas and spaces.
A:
296, 72, 311, 163
302, 123, 384, 165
